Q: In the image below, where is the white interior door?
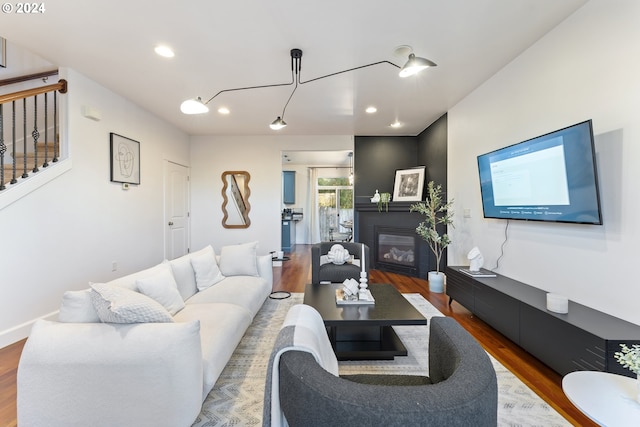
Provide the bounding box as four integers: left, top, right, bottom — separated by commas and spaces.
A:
164, 160, 190, 259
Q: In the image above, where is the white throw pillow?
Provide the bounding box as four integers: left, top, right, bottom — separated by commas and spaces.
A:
219, 241, 259, 276
190, 248, 226, 291
58, 289, 101, 323
166, 245, 216, 300
90, 283, 174, 324
136, 264, 185, 315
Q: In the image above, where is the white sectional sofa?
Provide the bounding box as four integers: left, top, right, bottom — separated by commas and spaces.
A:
17, 242, 273, 427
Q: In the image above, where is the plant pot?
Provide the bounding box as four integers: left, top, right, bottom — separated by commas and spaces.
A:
428, 271, 445, 293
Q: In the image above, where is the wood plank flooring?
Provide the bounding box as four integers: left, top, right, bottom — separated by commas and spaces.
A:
0, 244, 593, 426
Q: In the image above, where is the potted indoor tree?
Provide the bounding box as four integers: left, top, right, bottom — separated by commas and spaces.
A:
410, 181, 454, 293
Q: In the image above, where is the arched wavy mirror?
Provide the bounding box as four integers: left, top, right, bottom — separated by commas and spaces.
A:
221, 171, 251, 228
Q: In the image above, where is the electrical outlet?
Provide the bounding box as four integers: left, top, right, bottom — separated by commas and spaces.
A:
112, 261, 118, 272
464, 208, 472, 218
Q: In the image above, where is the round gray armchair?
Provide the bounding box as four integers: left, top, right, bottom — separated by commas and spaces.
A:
276, 316, 498, 426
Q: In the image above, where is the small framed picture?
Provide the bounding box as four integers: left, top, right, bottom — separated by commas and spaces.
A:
110, 133, 140, 184
392, 166, 425, 201
0, 37, 6, 68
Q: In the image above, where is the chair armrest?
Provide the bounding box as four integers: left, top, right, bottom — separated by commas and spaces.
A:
18, 320, 203, 427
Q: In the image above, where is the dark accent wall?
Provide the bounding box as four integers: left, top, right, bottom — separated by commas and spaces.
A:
354, 113, 448, 277
418, 113, 448, 193
353, 136, 418, 202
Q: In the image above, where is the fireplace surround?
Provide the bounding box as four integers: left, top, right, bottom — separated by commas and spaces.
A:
354, 202, 430, 278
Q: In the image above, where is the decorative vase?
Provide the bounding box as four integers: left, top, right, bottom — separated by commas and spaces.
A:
428, 271, 445, 293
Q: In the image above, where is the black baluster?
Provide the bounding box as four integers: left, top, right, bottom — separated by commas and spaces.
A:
11, 101, 17, 184
0, 104, 6, 190
21, 98, 28, 179
53, 91, 58, 162
42, 93, 48, 168
32, 95, 40, 172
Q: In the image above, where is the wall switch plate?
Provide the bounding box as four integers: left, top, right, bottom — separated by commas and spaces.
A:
464, 208, 472, 218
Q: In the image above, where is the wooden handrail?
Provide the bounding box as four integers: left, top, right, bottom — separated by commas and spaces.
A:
0, 69, 59, 87
0, 79, 67, 104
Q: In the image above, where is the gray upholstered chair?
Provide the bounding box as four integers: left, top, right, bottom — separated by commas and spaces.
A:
311, 242, 370, 284
276, 317, 498, 427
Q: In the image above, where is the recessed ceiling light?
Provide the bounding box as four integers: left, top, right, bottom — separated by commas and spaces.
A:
218, 107, 230, 115
154, 45, 175, 58
365, 106, 377, 114
390, 121, 403, 128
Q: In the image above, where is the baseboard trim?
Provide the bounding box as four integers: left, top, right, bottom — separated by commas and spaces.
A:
0, 310, 59, 349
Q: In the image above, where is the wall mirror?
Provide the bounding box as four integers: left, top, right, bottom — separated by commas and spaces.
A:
221, 171, 251, 228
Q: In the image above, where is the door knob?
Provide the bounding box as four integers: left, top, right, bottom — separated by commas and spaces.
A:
168, 221, 174, 226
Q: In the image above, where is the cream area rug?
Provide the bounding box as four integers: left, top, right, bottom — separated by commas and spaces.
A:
191, 293, 571, 427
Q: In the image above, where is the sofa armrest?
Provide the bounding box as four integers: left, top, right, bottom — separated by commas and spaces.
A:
257, 254, 273, 288
18, 320, 203, 427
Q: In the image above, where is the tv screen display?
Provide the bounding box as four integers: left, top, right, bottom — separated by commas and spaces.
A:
477, 120, 602, 225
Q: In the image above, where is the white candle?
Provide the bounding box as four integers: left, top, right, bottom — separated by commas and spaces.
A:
361, 243, 365, 273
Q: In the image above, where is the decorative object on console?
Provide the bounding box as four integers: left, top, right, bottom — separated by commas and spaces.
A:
459, 247, 497, 278
370, 189, 381, 203
410, 181, 454, 293
393, 166, 425, 202
546, 293, 569, 314
467, 247, 484, 271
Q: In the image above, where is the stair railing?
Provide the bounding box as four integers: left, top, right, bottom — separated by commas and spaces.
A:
0, 78, 67, 191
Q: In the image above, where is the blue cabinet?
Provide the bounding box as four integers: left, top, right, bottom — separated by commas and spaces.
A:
283, 171, 295, 205
282, 220, 296, 252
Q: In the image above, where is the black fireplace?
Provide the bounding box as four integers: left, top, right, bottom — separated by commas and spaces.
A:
374, 226, 419, 276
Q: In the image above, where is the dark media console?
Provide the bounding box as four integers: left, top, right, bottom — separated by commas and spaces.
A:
446, 266, 640, 378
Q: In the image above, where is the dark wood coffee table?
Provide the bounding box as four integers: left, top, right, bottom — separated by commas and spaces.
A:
303, 283, 427, 360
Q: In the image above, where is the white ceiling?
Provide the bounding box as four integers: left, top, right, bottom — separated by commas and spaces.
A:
1, 0, 586, 137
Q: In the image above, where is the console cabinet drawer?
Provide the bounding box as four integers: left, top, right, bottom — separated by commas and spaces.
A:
473, 283, 520, 343
445, 268, 474, 311
520, 304, 604, 375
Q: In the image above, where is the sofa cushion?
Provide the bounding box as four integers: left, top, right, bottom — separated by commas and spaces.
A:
90, 283, 174, 324
105, 262, 167, 291
136, 264, 185, 315
219, 241, 259, 276
185, 276, 271, 317
58, 289, 101, 323
174, 303, 253, 400
190, 247, 225, 291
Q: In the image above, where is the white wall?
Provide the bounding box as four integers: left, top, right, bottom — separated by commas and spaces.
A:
0, 68, 190, 346
190, 135, 353, 253
448, 0, 640, 325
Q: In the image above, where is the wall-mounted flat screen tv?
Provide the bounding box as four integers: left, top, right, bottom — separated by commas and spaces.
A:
477, 120, 602, 225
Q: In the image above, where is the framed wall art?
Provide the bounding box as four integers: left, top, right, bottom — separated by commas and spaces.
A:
110, 133, 140, 184
392, 166, 425, 201
0, 37, 6, 68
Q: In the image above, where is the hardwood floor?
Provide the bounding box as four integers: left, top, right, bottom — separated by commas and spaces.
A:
0, 244, 593, 426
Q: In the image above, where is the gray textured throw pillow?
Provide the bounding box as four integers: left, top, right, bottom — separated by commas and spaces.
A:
90, 283, 174, 324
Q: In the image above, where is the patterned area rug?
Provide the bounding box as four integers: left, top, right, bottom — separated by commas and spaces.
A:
192, 293, 571, 427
